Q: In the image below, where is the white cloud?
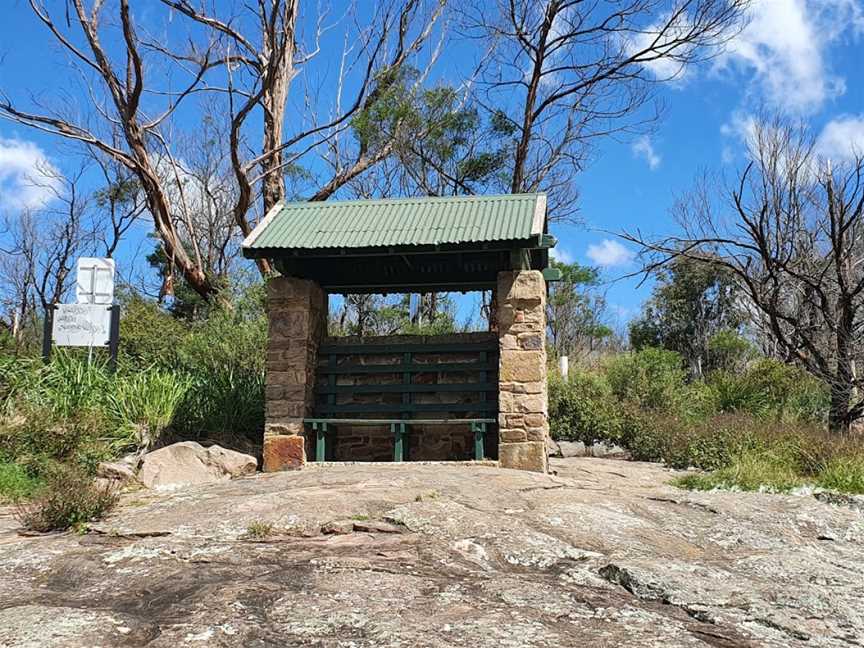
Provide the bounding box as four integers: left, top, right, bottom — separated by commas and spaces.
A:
717, 0, 864, 113
632, 135, 661, 170
0, 138, 62, 210
550, 246, 574, 264
815, 114, 864, 161
586, 239, 635, 267
629, 11, 695, 81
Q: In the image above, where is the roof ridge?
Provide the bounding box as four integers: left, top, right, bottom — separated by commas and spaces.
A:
279, 193, 543, 209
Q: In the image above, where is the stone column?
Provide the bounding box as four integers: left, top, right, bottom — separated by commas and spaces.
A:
262, 276, 327, 471
496, 270, 549, 472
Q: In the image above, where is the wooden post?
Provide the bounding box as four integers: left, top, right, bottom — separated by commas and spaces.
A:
107, 304, 121, 373
41, 305, 55, 364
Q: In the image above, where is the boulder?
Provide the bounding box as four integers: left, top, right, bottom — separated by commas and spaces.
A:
546, 437, 562, 458
558, 440, 587, 458
138, 442, 257, 490
96, 461, 138, 485
588, 442, 628, 458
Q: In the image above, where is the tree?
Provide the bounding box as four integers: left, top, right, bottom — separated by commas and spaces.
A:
626, 117, 864, 432
1, 1, 446, 301
0, 0, 226, 300
0, 162, 96, 345
629, 257, 742, 376
546, 260, 612, 359
460, 0, 749, 219
161, 0, 447, 276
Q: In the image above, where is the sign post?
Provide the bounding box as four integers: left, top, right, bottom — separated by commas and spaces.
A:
42, 257, 120, 370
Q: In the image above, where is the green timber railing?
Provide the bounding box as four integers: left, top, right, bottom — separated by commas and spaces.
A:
305, 338, 498, 462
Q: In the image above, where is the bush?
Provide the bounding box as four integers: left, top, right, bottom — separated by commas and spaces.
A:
706, 360, 829, 422
549, 371, 624, 443
605, 348, 686, 410
14, 464, 118, 532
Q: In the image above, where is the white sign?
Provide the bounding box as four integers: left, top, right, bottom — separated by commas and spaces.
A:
76, 257, 115, 305
52, 304, 112, 347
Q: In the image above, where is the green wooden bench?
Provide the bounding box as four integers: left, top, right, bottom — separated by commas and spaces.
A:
305, 339, 498, 462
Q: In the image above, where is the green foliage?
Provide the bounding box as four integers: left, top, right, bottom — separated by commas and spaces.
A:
605, 348, 686, 410
548, 371, 624, 444
547, 260, 612, 357
707, 359, 828, 422
116, 293, 187, 367
707, 329, 754, 372
816, 455, 864, 494
673, 447, 805, 493
106, 369, 192, 450
0, 462, 41, 500
629, 258, 742, 375
14, 464, 118, 532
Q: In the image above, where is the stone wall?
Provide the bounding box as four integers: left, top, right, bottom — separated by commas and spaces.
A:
262, 276, 327, 471
496, 270, 549, 472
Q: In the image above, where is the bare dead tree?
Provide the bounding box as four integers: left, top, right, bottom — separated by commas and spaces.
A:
0, 162, 96, 343
624, 118, 864, 433
0, 0, 226, 301
160, 0, 447, 278
460, 0, 749, 220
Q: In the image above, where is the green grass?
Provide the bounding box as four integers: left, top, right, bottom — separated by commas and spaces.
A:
0, 462, 41, 500
816, 456, 864, 494
673, 448, 805, 493
245, 521, 275, 539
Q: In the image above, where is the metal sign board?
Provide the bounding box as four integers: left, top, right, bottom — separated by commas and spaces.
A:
52, 304, 112, 347
76, 257, 115, 304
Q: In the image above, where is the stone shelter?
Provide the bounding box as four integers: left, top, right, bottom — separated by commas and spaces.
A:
241, 193, 559, 473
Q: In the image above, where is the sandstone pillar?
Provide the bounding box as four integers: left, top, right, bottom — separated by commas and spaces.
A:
263, 276, 327, 471
496, 270, 549, 472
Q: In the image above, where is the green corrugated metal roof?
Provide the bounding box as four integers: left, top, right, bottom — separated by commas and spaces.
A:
243, 193, 546, 254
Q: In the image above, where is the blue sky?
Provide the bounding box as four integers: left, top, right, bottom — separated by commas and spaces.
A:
2, 0, 864, 330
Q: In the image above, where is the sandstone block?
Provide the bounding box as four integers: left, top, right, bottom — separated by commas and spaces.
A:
500, 428, 528, 443
498, 441, 547, 473
518, 333, 544, 350
499, 391, 546, 414
500, 350, 544, 382
263, 434, 306, 471
524, 413, 546, 428
265, 422, 304, 437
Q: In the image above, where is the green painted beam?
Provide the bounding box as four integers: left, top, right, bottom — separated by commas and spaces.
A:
318, 361, 498, 375
315, 402, 497, 414
542, 266, 563, 282
316, 382, 498, 395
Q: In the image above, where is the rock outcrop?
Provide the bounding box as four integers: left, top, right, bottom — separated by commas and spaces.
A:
0, 457, 862, 647
138, 441, 257, 490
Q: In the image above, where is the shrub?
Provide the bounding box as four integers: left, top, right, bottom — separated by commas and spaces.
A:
14, 464, 118, 532
548, 370, 624, 443
605, 348, 686, 410
706, 329, 754, 373
0, 406, 113, 477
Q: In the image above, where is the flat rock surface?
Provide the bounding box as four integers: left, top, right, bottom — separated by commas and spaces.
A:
0, 458, 862, 647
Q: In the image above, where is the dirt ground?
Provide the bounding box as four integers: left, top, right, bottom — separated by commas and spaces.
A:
0, 457, 862, 647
